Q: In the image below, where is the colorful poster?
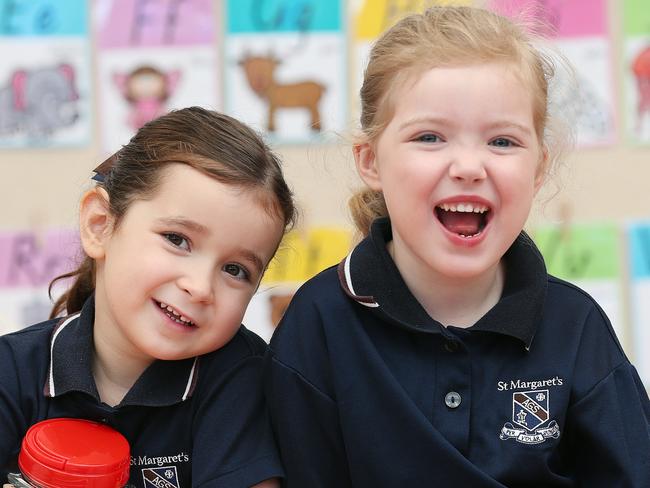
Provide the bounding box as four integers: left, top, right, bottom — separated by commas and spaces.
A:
623, 0, 650, 144
225, 0, 346, 143
532, 224, 626, 345
244, 226, 352, 341
489, 0, 616, 147
95, 0, 219, 154
0, 0, 91, 148
0, 229, 80, 334
628, 223, 650, 387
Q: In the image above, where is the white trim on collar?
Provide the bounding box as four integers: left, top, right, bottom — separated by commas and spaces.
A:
181, 357, 198, 401
48, 313, 81, 397
344, 252, 379, 308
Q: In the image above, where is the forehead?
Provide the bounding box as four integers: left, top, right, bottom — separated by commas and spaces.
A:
386, 63, 536, 129
130, 164, 284, 258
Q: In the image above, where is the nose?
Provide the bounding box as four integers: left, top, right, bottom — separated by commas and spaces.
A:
177, 265, 215, 304
448, 149, 487, 183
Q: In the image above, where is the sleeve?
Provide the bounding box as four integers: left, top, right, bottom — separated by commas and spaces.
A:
0, 339, 28, 482
191, 354, 284, 488
264, 353, 352, 488
566, 362, 650, 487
263, 290, 353, 488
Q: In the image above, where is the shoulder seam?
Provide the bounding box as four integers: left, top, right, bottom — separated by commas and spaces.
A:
268, 353, 335, 403
570, 359, 630, 407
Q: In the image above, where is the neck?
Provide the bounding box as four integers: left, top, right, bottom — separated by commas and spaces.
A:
91, 293, 153, 407
387, 240, 505, 328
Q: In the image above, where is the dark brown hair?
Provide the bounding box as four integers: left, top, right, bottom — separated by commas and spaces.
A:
50, 106, 295, 318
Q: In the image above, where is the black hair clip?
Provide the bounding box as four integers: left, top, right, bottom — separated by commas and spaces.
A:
91, 152, 118, 183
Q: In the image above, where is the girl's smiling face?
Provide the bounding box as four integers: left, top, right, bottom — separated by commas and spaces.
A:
84, 163, 284, 364
355, 62, 545, 287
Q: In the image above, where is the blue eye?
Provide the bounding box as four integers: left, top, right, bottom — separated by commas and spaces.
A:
415, 133, 441, 143
490, 138, 515, 148
163, 232, 190, 251
223, 263, 250, 281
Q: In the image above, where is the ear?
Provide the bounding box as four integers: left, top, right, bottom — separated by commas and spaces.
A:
79, 188, 114, 260
353, 143, 382, 191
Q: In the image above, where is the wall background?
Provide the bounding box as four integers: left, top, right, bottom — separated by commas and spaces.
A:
0, 1, 648, 382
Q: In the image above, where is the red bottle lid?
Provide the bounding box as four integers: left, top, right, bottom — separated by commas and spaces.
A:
18, 418, 130, 488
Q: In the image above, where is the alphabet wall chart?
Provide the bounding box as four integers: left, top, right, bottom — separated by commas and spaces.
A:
95, 0, 219, 153
0, 0, 91, 148
224, 0, 346, 143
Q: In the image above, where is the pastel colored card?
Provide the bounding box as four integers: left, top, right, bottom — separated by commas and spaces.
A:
97, 47, 219, 153
227, 0, 341, 33
0, 229, 80, 289
533, 223, 625, 345
629, 223, 650, 280
0, 38, 92, 147
533, 224, 620, 280
96, 0, 214, 48
262, 226, 352, 285
488, 0, 607, 38
623, 0, 650, 36
628, 222, 650, 386
0, 0, 87, 36
225, 0, 346, 142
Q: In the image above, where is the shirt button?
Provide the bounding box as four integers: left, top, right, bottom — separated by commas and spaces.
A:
445, 391, 462, 409
444, 340, 459, 352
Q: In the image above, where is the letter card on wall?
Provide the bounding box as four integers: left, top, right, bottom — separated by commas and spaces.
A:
0, 0, 91, 148
225, 0, 347, 143
628, 222, 650, 386
95, 0, 220, 154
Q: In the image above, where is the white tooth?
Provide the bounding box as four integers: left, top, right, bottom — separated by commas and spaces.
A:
159, 302, 166, 308
458, 203, 466, 212
466, 204, 474, 212
444, 204, 450, 211
473, 207, 480, 213
180, 316, 189, 322
450, 204, 457, 211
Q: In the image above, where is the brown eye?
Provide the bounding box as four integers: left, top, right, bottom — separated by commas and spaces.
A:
163, 233, 190, 251
223, 263, 250, 281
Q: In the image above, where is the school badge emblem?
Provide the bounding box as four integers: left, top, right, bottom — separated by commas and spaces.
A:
142, 465, 180, 488
499, 390, 560, 444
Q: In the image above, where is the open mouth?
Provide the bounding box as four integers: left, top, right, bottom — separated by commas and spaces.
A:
155, 300, 196, 327
435, 202, 490, 238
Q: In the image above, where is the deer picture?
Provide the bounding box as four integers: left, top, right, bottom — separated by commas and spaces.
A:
238, 53, 325, 133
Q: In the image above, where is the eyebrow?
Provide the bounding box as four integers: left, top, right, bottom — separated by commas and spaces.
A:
238, 249, 265, 276
156, 216, 265, 274
398, 116, 534, 136
156, 216, 209, 235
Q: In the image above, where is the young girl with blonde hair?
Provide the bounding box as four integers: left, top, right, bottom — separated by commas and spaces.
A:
265, 6, 650, 487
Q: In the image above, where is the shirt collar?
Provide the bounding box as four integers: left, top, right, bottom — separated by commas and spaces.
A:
45, 296, 200, 407
337, 217, 547, 349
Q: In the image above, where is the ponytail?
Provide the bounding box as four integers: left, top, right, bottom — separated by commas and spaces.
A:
49, 256, 95, 319
348, 188, 388, 237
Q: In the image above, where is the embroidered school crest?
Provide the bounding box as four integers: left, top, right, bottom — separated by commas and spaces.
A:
500, 390, 560, 444
142, 465, 180, 488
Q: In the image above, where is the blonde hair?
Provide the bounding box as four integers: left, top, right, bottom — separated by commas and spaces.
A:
350, 6, 568, 235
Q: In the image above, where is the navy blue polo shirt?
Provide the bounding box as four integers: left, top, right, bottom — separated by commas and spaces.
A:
0, 297, 283, 487
266, 218, 650, 487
